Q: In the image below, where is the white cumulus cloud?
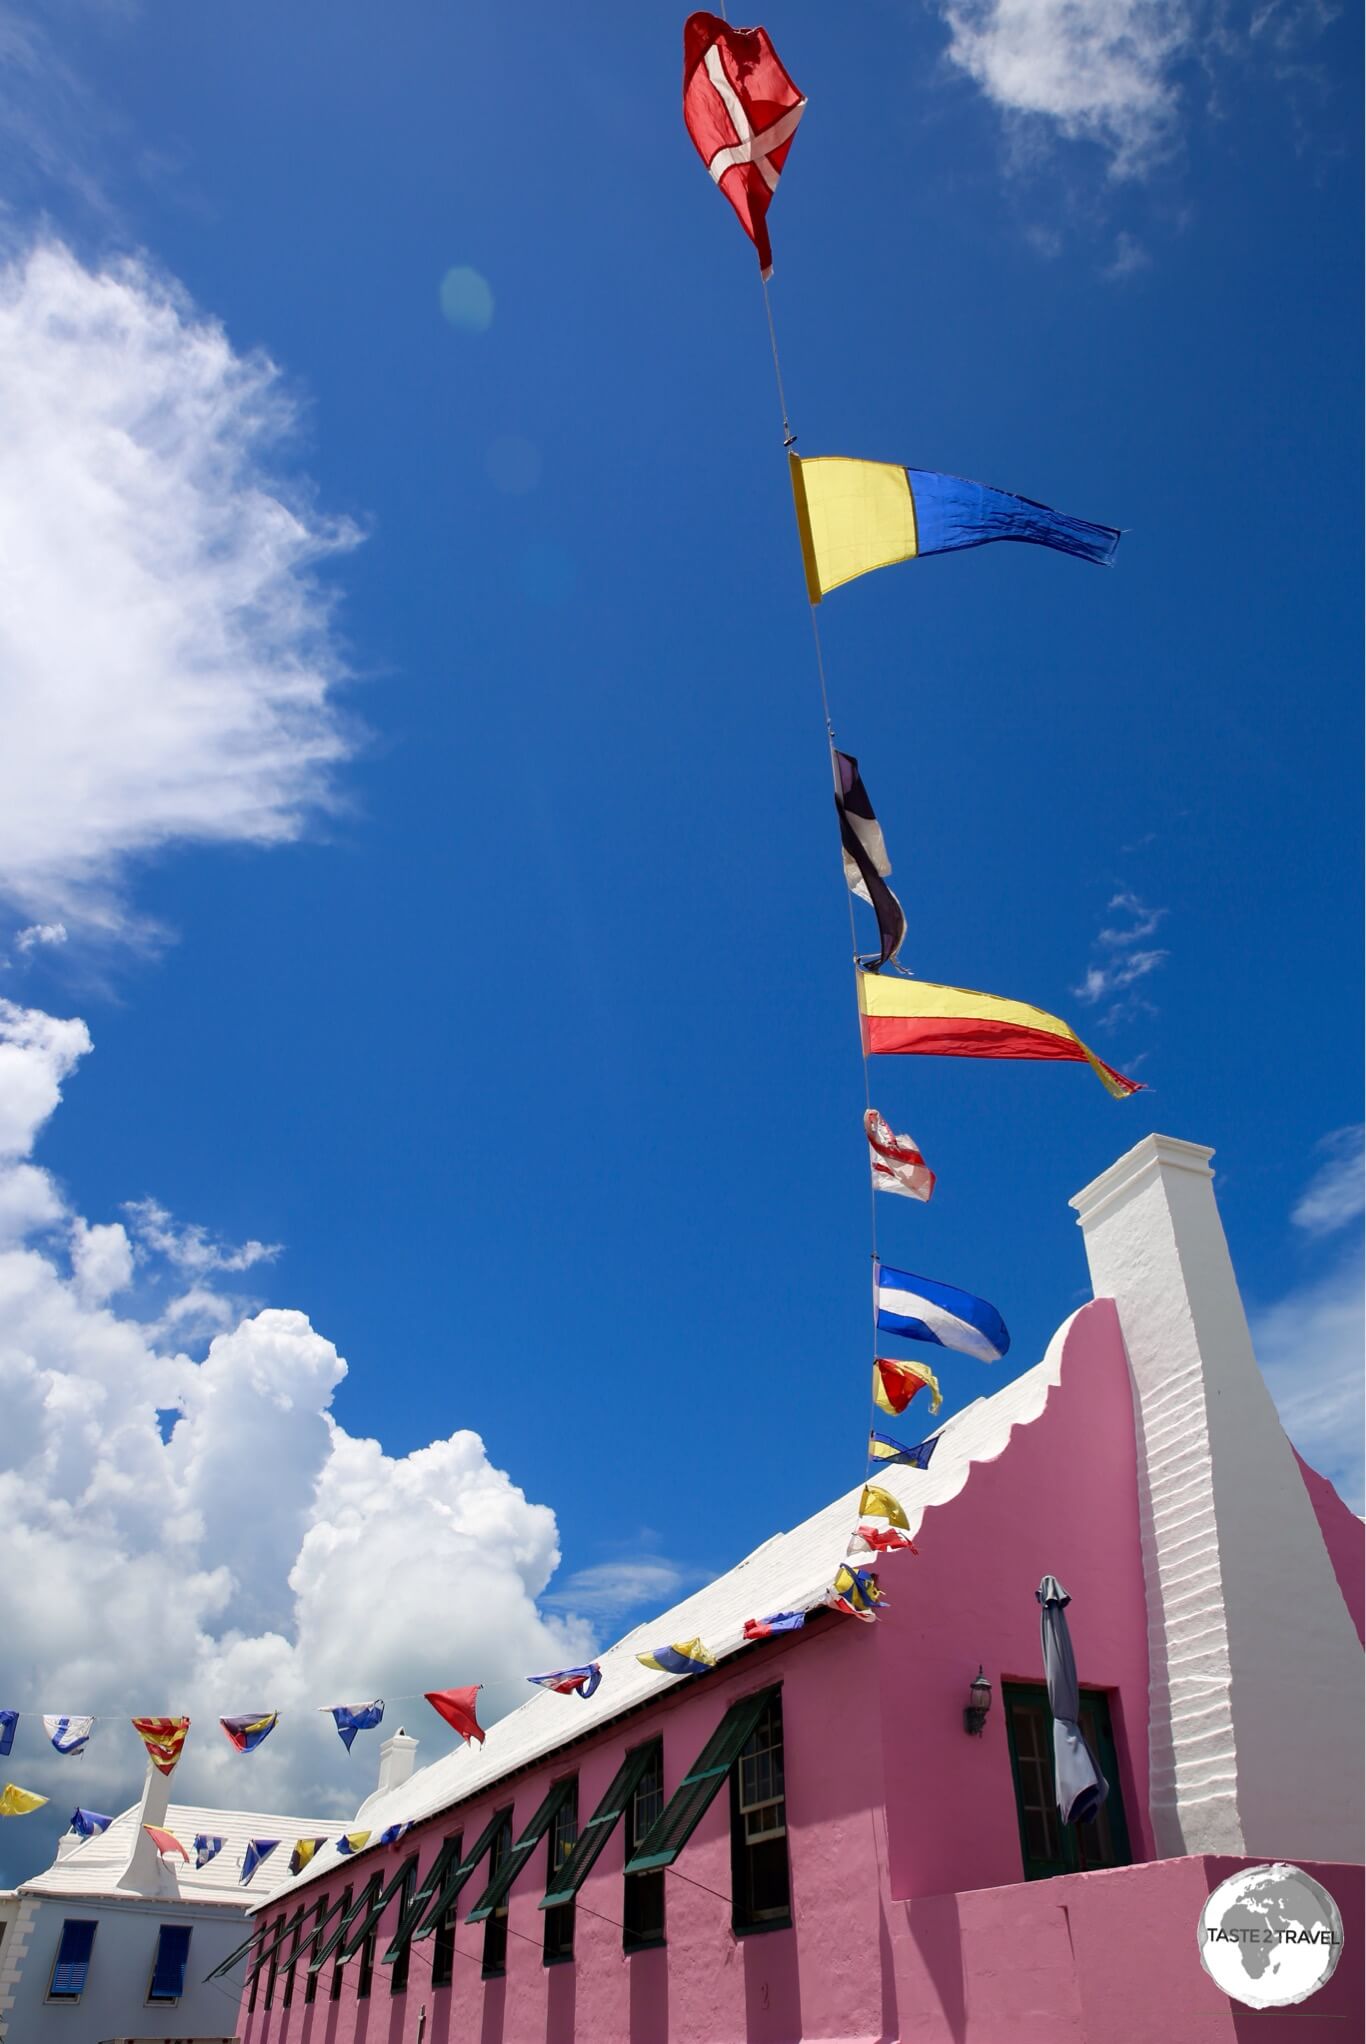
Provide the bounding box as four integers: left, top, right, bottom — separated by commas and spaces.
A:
0, 1000, 593, 1873
940, 0, 1193, 176
0, 241, 360, 943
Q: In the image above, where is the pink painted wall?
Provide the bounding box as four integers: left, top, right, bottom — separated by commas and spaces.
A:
235, 1301, 1166, 2044
1293, 1447, 1365, 1645
877, 1297, 1155, 1899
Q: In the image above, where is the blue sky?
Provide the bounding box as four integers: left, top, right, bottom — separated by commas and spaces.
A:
0, 0, 1359, 1879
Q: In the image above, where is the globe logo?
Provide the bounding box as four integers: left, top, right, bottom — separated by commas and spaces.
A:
1197, 1863, 1344, 2009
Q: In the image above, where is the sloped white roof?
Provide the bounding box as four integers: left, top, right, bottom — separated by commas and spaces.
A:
263, 1314, 1076, 1910
21, 1798, 335, 1908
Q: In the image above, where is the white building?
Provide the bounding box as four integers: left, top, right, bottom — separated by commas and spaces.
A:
0, 1752, 332, 2044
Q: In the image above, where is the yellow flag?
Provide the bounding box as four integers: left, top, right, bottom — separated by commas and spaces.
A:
0, 1782, 49, 1816
790, 454, 918, 603
858, 1483, 911, 1532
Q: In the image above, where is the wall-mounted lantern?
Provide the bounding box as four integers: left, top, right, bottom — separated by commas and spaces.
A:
963, 1666, 992, 1737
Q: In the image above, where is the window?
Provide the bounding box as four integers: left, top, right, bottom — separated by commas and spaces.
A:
626, 1686, 775, 1875
147, 1923, 191, 2003
304, 1896, 329, 2005
481, 1812, 514, 1977
542, 1783, 579, 1964
1003, 1682, 1132, 1882
282, 1910, 303, 2007
424, 1834, 462, 1988
730, 1689, 791, 1933
623, 1741, 666, 1952
390, 1859, 419, 1994
356, 1911, 377, 1999
330, 1886, 352, 2002
541, 1744, 658, 1912
48, 1920, 96, 2002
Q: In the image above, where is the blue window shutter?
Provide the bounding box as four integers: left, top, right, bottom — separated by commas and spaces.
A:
49, 1920, 97, 1999
149, 1923, 192, 2000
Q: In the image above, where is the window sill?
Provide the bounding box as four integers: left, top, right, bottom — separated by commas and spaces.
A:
542, 1951, 575, 1968
733, 1915, 793, 1939
624, 1936, 667, 1955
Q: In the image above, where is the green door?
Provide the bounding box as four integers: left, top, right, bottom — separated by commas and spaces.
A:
1003, 1682, 1132, 1881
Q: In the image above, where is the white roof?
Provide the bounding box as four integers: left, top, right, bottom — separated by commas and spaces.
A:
265, 1315, 1074, 1908
21, 1799, 336, 1908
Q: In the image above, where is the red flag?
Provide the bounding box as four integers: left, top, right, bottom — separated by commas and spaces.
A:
683, 13, 806, 280
424, 1686, 484, 1745
144, 1824, 189, 1861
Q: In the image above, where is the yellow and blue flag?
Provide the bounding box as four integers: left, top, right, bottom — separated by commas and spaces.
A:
289, 1837, 329, 1876
336, 1831, 372, 1856
869, 1429, 939, 1471
791, 453, 1120, 603
636, 1638, 716, 1677
825, 1565, 886, 1623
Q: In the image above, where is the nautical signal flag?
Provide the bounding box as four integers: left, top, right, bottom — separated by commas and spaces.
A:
145, 1825, 189, 1862
336, 1832, 372, 1856
527, 1665, 602, 1700
219, 1712, 278, 1755
825, 1566, 885, 1623
637, 1638, 717, 1677
858, 1483, 912, 1532
0, 1783, 47, 1815
856, 972, 1141, 1098
377, 1822, 414, 1848
325, 1700, 384, 1752
0, 1712, 15, 1758
70, 1808, 113, 1837
131, 1717, 189, 1777
873, 1356, 943, 1416
835, 753, 907, 970
424, 1686, 485, 1744
865, 1108, 935, 1203
240, 1839, 280, 1886
194, 1834, 224, 1868
847, 1523, 917, 1559
290, 1837, 328, 1877
743, 1612, 806, 1640
789, 454, 1120, 603
869, 1428, 939, 1471
43, 1714, 93, 1756
682, 13, 806, 281
874, 1261, 1010, 1364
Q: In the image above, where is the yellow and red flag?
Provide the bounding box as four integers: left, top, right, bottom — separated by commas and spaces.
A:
856, 974, 1140, 1099
131, 1716, 190, 1777
872, 1357, 942, 1417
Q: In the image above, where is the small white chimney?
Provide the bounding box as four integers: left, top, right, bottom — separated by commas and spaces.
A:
1072, 1133, 1364, 1863
376, 1728, 418, 1798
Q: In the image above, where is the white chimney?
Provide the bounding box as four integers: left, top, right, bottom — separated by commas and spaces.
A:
376, 1728, 418, 1798
1072, 1133, 1364, 1863
115, 1759, 179, 1895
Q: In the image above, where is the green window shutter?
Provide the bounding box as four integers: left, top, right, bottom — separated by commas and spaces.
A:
247, 1910, 301, 1979
410, 1807, 510, 1942
625, 1687, 776, 1875
295, 1889, 349, 1975
538, 1742, 659, 1909
310, 1876, 379, 1974
277, 1907, 311, 1977
337, 1857, 418, 1962
465, 1780, 575, 1923
381, 1832, 462, 1967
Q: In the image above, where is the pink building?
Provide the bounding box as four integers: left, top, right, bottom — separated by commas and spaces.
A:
233, 1137, 1363, 2043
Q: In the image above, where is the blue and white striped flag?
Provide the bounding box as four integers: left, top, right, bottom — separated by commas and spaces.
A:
873, 1261, 1009, 1363
43, 1715, 94, 1757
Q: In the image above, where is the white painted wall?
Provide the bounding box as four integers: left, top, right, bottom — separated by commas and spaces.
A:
1073, 1132, 1365, 1863
0, 1889, 247, 2043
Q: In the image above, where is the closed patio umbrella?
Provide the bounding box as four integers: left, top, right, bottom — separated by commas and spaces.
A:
1035, 1574, 1108, 1827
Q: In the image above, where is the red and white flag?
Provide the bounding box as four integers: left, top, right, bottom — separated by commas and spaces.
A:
682, 13, 806, 279
865, 1109, 936, 1203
